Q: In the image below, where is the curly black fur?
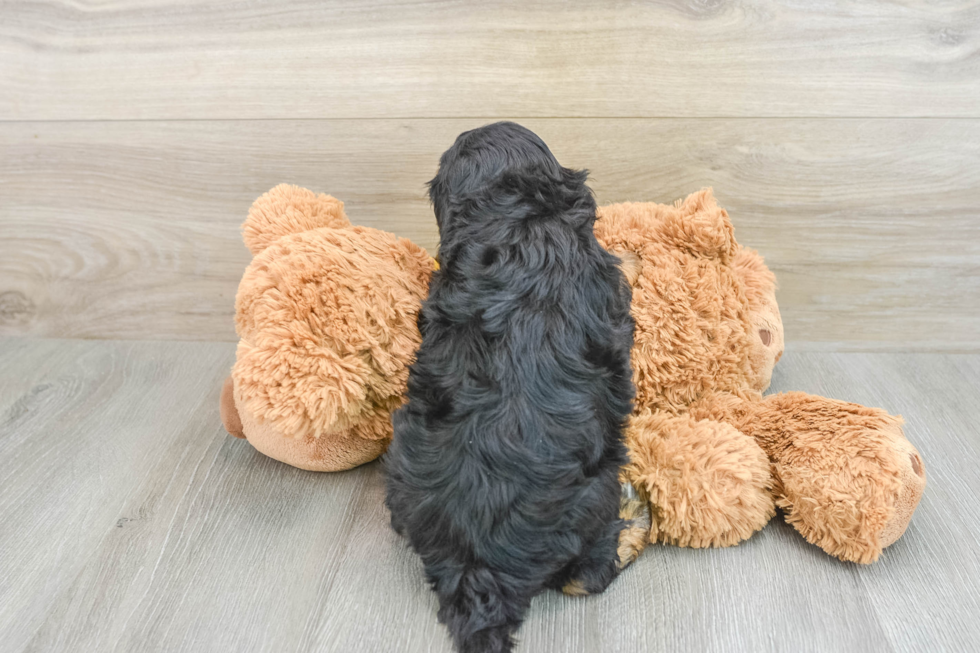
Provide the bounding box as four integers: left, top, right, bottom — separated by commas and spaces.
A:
384, 122, 635, 653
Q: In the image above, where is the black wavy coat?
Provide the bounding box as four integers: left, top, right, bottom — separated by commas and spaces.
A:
385, 122, 635, 653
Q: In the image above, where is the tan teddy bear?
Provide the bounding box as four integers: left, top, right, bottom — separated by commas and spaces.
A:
220, 184, 925, 564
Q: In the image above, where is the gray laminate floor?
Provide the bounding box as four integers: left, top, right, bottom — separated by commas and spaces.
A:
1, 338, 978, 652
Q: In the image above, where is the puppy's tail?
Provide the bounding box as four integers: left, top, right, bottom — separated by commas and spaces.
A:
437, 566, 528, 653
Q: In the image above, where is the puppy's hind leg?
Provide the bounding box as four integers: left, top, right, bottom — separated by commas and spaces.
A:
561, 482, 651, 597
616, 481, 651, 570
559, 522, 621, 597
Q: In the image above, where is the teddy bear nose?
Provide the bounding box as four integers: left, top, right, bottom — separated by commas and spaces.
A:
759, 329, 772, 346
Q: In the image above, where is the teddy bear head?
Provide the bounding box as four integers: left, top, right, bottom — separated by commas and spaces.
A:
223, 184, 434, 471
594, 190, 784, 413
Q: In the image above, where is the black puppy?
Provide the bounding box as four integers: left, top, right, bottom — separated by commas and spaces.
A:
384, 122, 636, 653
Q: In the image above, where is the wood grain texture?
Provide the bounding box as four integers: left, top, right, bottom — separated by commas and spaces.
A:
2, 1, 980, 120
0, 339, 978, 652
1, 118, 978, 348
0, 338, 236, 653
829, 354, 980, 652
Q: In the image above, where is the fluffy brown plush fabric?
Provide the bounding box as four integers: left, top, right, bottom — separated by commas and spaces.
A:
221, 184, 925, 563
596, 190, 925, 563
227, 184, 434, 471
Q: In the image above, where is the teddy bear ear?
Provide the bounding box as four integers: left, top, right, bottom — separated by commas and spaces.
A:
661, 188, 739, 264
595, 189, 738, 266
242, 184, 352, 256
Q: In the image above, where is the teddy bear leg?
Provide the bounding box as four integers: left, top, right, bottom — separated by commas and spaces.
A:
625, 412, 775, 549
879, 434, 927, 547
739, 393, 926, 564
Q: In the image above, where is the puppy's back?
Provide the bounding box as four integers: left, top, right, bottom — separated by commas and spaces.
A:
385, 122, 634, 653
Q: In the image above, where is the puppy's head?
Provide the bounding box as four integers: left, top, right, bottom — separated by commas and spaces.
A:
428, 122, 593, 246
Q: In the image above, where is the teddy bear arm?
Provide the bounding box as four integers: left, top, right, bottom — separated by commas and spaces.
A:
714, 391, 927, 563
624, 411, 775, 549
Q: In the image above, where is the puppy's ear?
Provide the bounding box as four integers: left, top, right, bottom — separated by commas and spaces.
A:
427, 175, 450, 233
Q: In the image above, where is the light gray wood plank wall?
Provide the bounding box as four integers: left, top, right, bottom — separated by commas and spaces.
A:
1, 1, 978, 349
1, 340, 978, 652
1, 118, 978, 347
2, 1, 979, 119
